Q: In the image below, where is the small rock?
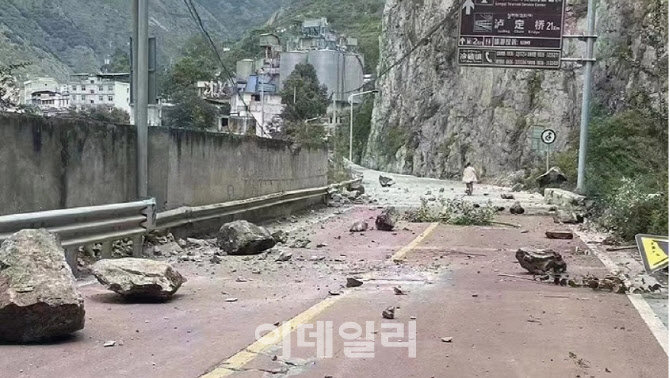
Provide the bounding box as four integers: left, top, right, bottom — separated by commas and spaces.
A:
441, 337, 453, 343
103, 340, 116, 347
376, 207, 399, 231
346, 278, 364, 288
291, 239, 311, 249
379, 175, 396, 187
271, 230, 289, 244
209, 255, 222, 264
275, 251, 293, 262
328, 290, 342, 296
316, 243, 327, 248
501, 194, 515, 200
350, 221, 369, 232
510, 202, 525, 215
310, 256, 326, 262
545, 230, 574, 240
393, 286, 406, 295
225, 298, 238, 303
382, 306, 395, 319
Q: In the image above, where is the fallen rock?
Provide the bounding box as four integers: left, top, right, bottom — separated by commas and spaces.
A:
350, 221, 369, 232
271, 230, 289, 244
290, 238, 311, 249
217, 220, 276, 255
376, 207, 399, 231
553, 210, 584, 224
346, 278, 364, 288
209, 255, 222, 264
186, 238, 209, 248
0, 229, 85, 342
501, 194, 515, 200
328, 290, 342, 296
350, 183, 366, 196
379, 175, 396, 187
510, 202, 525, 215
103, 340, 116, 347
92, 258, 186, 300
275, 251, 293, 262
537, 167, 568, 187
382, 306, 395, 319
511, 183, 524, 192
153, 242, 183, 257
545, 230, 574, 240
393, 286, 407, 295
515, 248, 567, 274
441, 337, 453, 343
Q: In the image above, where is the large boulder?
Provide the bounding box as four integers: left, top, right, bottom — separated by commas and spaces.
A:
217, 220, 276, 255
376, 207, 399, 231
0, 229, 85, 342
553, 210, 584, 224
510, 202, 525, 215
515, 248, 567, 275
536, 167, 568, 188
92, 258, 186, 300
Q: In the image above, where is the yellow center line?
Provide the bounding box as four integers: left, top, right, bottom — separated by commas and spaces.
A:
201, 221, 441, 377
391, 222, 440, 262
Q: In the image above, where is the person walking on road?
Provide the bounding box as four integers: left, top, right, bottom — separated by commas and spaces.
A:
462, 162, 477, 196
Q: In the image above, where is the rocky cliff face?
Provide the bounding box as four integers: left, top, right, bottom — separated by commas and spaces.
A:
364, 0, 667, 180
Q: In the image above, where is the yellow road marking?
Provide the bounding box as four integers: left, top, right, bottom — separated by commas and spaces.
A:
391, 222, 440, 262
202, 221, 441, 377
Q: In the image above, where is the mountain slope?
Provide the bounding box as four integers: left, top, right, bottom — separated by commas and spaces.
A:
0, 0, 282, 81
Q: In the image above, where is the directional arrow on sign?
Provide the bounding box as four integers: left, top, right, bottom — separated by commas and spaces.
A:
463, 0, 475, 16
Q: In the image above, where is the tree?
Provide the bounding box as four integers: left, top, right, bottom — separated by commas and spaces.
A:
65, 106, 130, 124
164, 90, 219, 130
162, 36, 220, 98
280, 63, 329, 123
0, 63, 29, 111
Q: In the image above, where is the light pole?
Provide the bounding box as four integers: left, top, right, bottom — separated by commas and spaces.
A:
348, 90, 379, 161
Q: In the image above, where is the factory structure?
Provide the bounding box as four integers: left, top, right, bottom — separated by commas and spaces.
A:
225, 18, 365, 137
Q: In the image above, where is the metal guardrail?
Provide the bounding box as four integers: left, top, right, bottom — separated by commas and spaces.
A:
0, 177, 361, 272
156, 178, 362, 230
0, 199, 156, 270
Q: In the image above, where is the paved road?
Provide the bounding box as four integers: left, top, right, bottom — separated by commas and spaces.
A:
1, 171, 666, 377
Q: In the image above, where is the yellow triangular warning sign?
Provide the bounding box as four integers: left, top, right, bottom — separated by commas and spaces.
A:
636, 234, 669, 273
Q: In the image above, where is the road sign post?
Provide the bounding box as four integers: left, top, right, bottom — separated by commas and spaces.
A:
458, 0, 567, 69
541, 129, 556, 171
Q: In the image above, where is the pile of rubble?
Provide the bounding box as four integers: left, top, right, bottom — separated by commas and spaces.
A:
327, 183, 374, 207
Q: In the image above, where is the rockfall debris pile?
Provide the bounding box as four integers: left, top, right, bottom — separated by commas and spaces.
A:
328, 184, 374, 207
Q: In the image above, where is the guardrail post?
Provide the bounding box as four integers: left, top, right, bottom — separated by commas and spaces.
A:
101, 241, 112, 259
64, 246, 78, 276
132, 235, 144, 258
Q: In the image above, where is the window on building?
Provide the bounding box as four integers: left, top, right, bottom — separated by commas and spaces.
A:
90, 100, 95, 104
81, 95, 86, 101
98, 85, 103, 91
71, 85, 76, 92
81, 85, 85, 91
109, 85, 114, 91
108, 96, 113, 102
90, 89, 95, 94
90, 80, 95, 84
99, 96, 104, 102
252, 94, 261, 101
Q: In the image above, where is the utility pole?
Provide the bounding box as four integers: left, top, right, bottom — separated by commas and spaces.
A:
260, 72, 265, 134
133, 0, 149, 198
576, 0, 597, 194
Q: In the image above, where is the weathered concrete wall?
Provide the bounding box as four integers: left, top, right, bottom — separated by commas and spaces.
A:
0, 114, 136, 215
148, 128, 328, 211
0, 114, 328, 215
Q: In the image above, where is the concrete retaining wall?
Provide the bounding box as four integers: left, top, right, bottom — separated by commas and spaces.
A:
0, 114, 328, 216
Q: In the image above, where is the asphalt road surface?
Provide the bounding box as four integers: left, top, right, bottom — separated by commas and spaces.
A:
1, 170, 667, 378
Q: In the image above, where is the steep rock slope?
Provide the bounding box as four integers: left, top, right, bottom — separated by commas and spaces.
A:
364, 0, 667, 179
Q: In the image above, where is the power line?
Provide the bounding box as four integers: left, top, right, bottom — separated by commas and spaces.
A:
182, 0, 270, 137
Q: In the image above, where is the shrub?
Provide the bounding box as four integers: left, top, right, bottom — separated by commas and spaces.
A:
406, 198, 495, 226
600, 178, 668, 240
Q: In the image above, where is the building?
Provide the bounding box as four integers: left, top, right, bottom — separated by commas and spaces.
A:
21, 77, 62, 105
29, 90, 71, 114
227, 18, 366, 137
69, 73, 131, 115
